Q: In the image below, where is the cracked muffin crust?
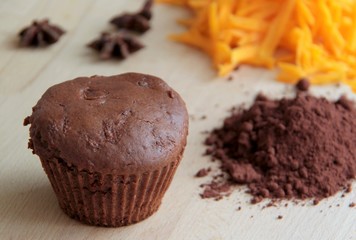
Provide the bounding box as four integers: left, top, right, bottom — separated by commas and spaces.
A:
24, 73, 189, 227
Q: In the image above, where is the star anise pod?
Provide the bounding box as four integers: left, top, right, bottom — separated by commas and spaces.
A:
88, 32, 144, 59
110, 0, 153, 34
19, 19, 65, 47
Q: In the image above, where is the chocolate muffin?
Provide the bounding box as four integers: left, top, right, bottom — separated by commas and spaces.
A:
24, 73, 189, 227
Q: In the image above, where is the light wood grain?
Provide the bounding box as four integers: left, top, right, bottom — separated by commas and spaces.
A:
0, 1, 355, 239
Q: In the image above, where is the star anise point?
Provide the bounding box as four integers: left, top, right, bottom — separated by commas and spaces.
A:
88, 32, 144, 60
19, 19, 65, 47
110, 0, 153, 34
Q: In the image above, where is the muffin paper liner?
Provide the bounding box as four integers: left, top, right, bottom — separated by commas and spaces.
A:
39, 156, 180, 227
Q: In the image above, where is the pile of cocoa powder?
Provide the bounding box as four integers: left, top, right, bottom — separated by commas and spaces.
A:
201, 81, 356, 204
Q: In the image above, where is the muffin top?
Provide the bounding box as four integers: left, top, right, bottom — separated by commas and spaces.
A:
26, 73, 189, 174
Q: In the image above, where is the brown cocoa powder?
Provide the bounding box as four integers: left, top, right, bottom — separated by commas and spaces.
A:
200, 181, 231, 201
296, 78, 310, 91
203, 83, 356, 204
195, 167, 211, 178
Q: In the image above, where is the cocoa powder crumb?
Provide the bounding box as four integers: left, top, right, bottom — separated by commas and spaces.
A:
266, 201, 277, 208
349, 202, 355, 208
212, 173, 225, 180
195, 168, 211, 178
200, 83, 356, 204
23, 116, 31, 126
200, 181, 231, 200
277, 215, 283, 220
296, 78, 310, 91
346, 184, 352, 193
313, 199, 320, 205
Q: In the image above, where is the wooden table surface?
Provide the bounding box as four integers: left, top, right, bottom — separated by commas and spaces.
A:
0, 1, 355, 239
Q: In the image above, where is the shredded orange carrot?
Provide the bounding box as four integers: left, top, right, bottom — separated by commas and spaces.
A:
157, 0, 356, 91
